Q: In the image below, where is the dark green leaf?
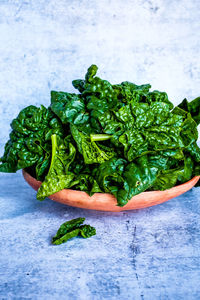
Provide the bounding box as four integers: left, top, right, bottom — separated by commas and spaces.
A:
79, 225, 96, 238
37, 134, 77, 200
52, 218, 85, 242
178, 97, 200, 125
0, 105, 64, 176
70, 125, 115, 164
52, 229, 81, 245
52, 218, 96, 245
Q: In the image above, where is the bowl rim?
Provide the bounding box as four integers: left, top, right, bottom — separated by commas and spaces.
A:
22, 169, 200, 212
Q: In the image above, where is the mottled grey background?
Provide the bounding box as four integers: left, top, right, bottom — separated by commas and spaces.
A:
1, 1, 200, 299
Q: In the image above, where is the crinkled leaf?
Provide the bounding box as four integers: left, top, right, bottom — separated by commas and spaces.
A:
178, 97, 200, 125
52, 218, 85, 242
79, 225, 96, 238
70, 125, 115, 164
152, 156, 194, 190
0, 105, 64, 177
37, 134, 77, 200
52, 228, 81, 245
52, 218, 96, 245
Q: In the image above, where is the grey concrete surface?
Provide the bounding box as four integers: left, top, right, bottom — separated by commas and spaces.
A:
1, 0, 200, 299
0, 172, 200, 299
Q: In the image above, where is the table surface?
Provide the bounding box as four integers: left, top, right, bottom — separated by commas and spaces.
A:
0, 171, 200, 300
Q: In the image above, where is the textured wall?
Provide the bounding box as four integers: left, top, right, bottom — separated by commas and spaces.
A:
1, 0, 200, 151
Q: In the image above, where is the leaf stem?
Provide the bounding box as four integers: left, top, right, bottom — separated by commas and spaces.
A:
90, 134, 112, 142
49, 134, 57, 173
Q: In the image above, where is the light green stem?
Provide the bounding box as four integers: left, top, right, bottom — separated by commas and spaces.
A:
49, 134, 57, 173
90, 134, 112, 142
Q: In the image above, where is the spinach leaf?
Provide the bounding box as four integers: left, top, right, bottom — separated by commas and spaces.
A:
69, 174, 102, 195
51, 91, 91, 133
93, 156, 160, 207
52, 217, 85, 242
93, 158, 126, 203
0, 105, 64, 180
178, 97, 200, 125
52, 218, 96, 245
70, 125, 115, 164
52, 229, 81, 245
37, 134, 77, 200
52, 225, 96, 245
151, 156, 193, 190
79, 224, 96, 238
37, 133, 102, 199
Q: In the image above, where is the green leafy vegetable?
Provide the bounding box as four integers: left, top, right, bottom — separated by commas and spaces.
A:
70, 124, 115, 164
52, 218, 96, 245
1, 65, 200, 207
79, 224, 96, 238
0, 105, 64, 180
52, 217, 85, 242
37, 133, 102, 200
178, 97, 200, 125
37, 134, 77, 200
52, 228, 81, 245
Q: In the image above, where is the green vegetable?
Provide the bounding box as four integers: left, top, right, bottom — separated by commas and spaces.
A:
70, 124, 115, 164
1, 65, 200, 207
0, 105, 64, 180
79, 224, 96, 238
52, 228, 81, 245
178, 97, 200, 125
52, 218, 96, 245
37, 133, 102, 200
52, 217, 85, 242
37, 134, 77, 200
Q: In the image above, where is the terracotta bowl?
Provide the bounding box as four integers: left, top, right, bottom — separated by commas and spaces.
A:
22, 170, 200, 212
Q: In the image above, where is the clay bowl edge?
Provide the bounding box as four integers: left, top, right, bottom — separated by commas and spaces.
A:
22, 170, 200, 212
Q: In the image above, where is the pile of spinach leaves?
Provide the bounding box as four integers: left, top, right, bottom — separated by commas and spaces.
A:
1, 65, 200, 206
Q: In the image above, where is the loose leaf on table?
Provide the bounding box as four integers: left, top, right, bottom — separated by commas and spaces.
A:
52, 218, 96, 245
79, 224, 96, 238
52, 225, 96, 245
52, 229, 81, 245
52, 217, 85, 242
